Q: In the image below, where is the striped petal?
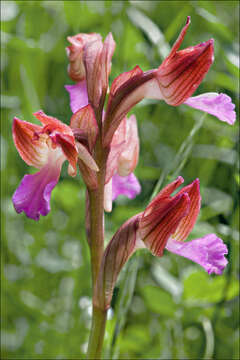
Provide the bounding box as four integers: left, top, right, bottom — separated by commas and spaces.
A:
70, 104, 98, 151
156, 17, 214, 106
172, 179, 201, 241
12, 117, 48, 168
139, 192, 190, 256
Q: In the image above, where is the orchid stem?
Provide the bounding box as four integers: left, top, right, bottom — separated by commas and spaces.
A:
86, 125, 109, 358
86, 306, 108, 359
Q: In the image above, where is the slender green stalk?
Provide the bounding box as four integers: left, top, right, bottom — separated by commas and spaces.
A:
86, 101, 110, 358
86, 307, 108, 359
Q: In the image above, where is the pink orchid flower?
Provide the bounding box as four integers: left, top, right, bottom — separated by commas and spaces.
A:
95, 177, 228, 309
103, 17, 235, 145
140, 177, 228, 274
12, 111, 80, 220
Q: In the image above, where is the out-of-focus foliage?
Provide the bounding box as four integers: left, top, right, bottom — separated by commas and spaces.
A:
1, 1, 239, 359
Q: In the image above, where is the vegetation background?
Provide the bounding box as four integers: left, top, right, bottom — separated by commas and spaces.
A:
1, 1, 239, 359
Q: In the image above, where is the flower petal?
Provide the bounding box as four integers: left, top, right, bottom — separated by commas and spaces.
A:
76, 142, 99, 172
156, 16, 214, 106
173, 179, 201, 241
105, 117, 127, 183
104, 66, 157, 146
184, 93, 236, 125
12, 117, 48, 168
65, 80, 89, 113
139, 193, 190, 256
117, 115, 139, 177
70, 104, 98, 151
12, 159, 63, 220
112, 173, 141, 201
33, 110, 72, 135
157, 39, 214, 106
55, 133, 78, 176
166, 234, 228, 274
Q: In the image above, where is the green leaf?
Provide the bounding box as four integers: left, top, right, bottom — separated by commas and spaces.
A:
141, 285, 178, 316
183, 270, 239, 305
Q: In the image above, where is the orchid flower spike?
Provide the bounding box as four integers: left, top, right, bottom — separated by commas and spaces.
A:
12, 111, 80, 220
95, 177, 228, 310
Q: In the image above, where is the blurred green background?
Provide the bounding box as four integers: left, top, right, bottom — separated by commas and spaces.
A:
1, 1, 239, 359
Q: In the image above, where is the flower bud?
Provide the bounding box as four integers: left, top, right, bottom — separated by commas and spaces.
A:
84, 33, 115, 108
66, 33, 102, 81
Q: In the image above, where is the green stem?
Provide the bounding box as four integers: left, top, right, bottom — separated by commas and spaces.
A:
86, 307, 108, 359
86, 130, 110, 358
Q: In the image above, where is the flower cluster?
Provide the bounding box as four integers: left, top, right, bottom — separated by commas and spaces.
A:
12, 17, 235, 309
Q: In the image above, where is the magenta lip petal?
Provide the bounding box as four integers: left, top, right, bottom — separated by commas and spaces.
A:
12, 164, 61, 221
65, 80, 89, 113
112, 173, 141, 201
184, 93, 236, 125
166, 233, 228, 275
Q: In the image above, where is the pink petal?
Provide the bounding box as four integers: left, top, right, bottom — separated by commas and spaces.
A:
65, 80, 89, 113
105, 118, 127, 183
117, 115, 139, 177
112, 173, 141, 201
166, 234, 228, 274
12, 117, 48, 168
12, 160, 63, 221
184, 93, 236, 125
